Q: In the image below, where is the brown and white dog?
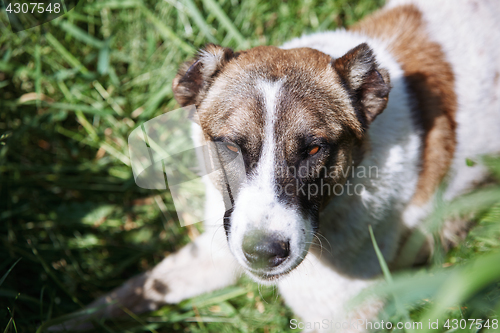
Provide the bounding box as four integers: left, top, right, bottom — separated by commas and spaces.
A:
74, 0, 500, 331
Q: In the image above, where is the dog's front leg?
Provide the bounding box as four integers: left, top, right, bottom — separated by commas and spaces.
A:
51, 224, 240, 331
83, 172, 242, 319
95, 227, 239, 314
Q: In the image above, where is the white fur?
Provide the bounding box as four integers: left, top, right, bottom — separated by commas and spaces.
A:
278, 31, 422, 331
198, 48, 225, 79
228, 79, 313, 281
282, 28, 421, 273
386, 0, 500, 200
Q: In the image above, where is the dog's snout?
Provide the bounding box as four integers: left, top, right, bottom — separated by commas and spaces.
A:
242, 231, 290, 269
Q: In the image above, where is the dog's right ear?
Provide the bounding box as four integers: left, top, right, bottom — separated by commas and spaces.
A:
333, 43, 391, 132
172, 44, 235, 107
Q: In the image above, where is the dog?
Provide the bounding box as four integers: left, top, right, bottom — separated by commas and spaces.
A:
66, 0, 500, 331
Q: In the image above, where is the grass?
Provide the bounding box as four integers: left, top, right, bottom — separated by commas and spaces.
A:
0, 0, 499, 332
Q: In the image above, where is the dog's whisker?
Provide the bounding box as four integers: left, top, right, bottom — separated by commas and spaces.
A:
209, 223, 227, 265
315, 232, 333, 254
257, 283, 269, 304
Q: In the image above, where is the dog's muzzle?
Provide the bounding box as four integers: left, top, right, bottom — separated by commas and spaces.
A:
242, 230, 290, 269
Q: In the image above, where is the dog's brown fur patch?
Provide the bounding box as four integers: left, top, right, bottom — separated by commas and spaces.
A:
198, 46, 362, 199
352, 5, 458, 206
173, 44, 394, 212
333, 43, 391, 130
190, 46, 364, 167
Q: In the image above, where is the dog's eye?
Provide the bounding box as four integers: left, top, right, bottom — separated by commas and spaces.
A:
225, 143, 239, 153
308, 145, 320, 156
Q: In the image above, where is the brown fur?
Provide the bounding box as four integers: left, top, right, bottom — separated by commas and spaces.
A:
196, 46, 363, 206
333, 43, 391, 130
173, 44, 392, 212
352, 5, 458, 207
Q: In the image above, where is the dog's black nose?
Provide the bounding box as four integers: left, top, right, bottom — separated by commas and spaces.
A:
242, 231, 290, 269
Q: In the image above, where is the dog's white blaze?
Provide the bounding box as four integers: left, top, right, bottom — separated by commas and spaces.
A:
227, 79, 312, 281
257, 80, 280, 194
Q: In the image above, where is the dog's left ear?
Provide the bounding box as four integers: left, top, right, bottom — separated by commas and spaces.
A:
333, 43, 391, 129
173, 44, 236, 107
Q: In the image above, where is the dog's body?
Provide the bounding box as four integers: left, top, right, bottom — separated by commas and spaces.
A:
77, 0, 500, 331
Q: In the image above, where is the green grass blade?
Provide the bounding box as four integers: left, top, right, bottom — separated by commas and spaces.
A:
445, 187, 500, 218
84, 0, 141, 10
368, 225, 392, 283
369, 225, 413, 330
45, 33, 90, 75
55, 125, 131, 166
54, 20, 105, 49
44, 102, 115, 116
201, 0, 248, 49
3, 317, 13, 333
419, 251, 500, 333
138, 83, 173, 120
27, 241, 84, 308
35, 302, 114, 333
0, 289, 41, 304
98, 41, 111, 75
140, 5, 195, 54
181, 286, 250, 309
179, 0, 218, 44
35, 43, 41, 110
0, 258, 21, 287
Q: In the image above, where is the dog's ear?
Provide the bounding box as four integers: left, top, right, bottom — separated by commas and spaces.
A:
173, 44, 235, 107
333, 43, 391, 128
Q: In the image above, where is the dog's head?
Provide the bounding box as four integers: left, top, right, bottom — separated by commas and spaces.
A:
173, 43, 390, 283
